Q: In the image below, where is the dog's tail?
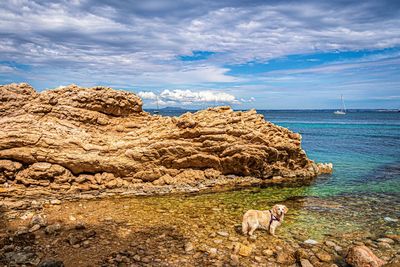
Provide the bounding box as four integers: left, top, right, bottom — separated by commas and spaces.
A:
242, 220, 249, 235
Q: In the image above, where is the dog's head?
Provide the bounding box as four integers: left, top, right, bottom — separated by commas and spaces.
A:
272, 204, 288, 216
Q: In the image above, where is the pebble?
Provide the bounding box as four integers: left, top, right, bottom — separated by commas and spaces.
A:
254, 256, 263, 263
184, 242, 194, 252
384, 217, 398, 222
69, 215, 76, 221
133, 255, 141, 261
230, 254, 240, 265
376, 238, 395, 244
82, 240, 90, 248
208, 247, 218, 256
238, 244, 253, 257
72, 244, 80, 249
334, 245, 343, 252
50, 199, 61, 205
29, 224, 41, 233
262, 249, 274, 256
217, 231, 229, 237
325, 240, 336, 247
304, 239, 318, 245
316, 251, 332, 262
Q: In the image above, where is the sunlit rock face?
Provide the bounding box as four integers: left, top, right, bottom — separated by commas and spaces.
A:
0, 83, 331, 194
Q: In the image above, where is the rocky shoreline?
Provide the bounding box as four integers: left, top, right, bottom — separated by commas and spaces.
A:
0, 194, 399, 267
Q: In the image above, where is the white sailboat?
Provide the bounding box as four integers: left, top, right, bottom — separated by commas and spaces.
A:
154, 95, 160, 114
334, 94, 346, 115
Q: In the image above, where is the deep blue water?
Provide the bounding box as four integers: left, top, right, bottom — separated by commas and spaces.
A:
148, 109, 400, 197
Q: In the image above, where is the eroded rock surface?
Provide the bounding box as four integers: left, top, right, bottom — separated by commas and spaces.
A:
0, 83, 331, 197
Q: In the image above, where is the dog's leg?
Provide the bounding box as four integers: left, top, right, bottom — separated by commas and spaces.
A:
248, 226, 256, 236
269, 224, 277, 237
242, 221, 249, 235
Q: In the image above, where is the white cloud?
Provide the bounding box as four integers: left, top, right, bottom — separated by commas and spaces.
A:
138, 91, 157, 100
160, 89, 239, 104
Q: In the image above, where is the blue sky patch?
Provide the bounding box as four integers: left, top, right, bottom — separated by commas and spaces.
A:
226, 47, 400, 76
179, 51, 216, 61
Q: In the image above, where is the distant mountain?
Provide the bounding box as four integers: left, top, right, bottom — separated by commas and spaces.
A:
160, 106, 185, 111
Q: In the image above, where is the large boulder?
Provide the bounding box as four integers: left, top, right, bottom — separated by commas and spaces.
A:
0, 83, 331, 194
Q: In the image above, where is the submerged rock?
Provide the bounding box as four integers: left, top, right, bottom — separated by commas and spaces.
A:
0, 83, 331, 197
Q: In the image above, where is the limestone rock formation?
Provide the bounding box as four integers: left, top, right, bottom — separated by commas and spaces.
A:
0, 83, 332, 196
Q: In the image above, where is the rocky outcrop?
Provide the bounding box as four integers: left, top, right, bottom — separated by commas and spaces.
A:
0, 83, 332, 196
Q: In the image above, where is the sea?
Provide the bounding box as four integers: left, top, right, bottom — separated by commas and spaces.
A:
141, 109, 400, 241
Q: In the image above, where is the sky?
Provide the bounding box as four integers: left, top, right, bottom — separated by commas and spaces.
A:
0, 0, 399, 109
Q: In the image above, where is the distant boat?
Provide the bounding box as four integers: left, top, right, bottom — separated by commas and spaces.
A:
334, 95, 346, 115
154, 95, 160, 114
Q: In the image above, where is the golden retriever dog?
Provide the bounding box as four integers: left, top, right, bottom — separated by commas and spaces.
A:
242, 204, 288, 236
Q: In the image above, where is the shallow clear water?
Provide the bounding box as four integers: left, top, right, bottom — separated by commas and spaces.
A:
143, 109, 400, 240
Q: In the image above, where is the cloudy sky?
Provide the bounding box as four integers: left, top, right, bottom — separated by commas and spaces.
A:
0, 0, 399, 109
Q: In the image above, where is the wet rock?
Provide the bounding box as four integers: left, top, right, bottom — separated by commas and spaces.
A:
384, 235, 400, 242
376, 238, 394, 244
325, 240, 337, 248
304, 239, 318, 246
346, 245, 386, 267
295, 248, 309, 260
38, 259, 65, 267
377, 242, 391, 249
383, 217, 398, 222
238, 244, 253, 257
316, 251, 332, 262
300, 259, 314, 267
334, 245, 343, 253
276, 250, 296, 265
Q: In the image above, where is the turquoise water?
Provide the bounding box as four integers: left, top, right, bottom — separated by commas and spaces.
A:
265, 110, 400, 197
